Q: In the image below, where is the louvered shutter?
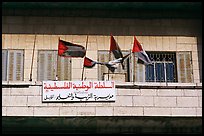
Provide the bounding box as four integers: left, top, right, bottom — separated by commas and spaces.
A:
38, 51, 56, 81
133, 53, 145, 82
8, 50, 24, 81
57, 55, 71, 80
177, 52, 193, 83
2, 50, 7, 81
98, 51, 109, 80
38, 52, 45, 81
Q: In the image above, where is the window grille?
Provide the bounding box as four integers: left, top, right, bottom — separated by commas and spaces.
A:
133, 52, 177, 82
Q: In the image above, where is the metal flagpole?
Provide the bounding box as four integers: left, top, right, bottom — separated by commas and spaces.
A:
81, 35, 89, 81
29, 34, 37, 81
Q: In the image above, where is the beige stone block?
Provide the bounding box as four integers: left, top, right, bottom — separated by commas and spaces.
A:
72, 59, 83, 69
7, 107, 34, 116
43, 35, 51, 48
124, 36, 133, 50
176, 44, 189, 51
193, 70, 200, 82
154, 97, 176, 107
141, 36, 149, 50
183, 90, 199, 96
192, 60, 199, 70
177, 37, 197, 44
133, 96, 154, 106
62, 102, 86, 107
85, 102, 114, 107
104, 36, 110, 50
24, 69, 31, 80
197, 89, 202, 97
114, 107, 143, 116
11, 34, 20, 49
169, 37, 177, 51
84, 68, 98, 79
117, 36, 125, 49
117, 88, 140, 96
72, 68, 82, 79
177, 97, 198, 107
47, 103, 63, 107
72, 35, 87, 43
4, 34, 12, 48
162, 37, 170, 50
196, 108, 202, 116
50, 35, 59, 50
2, 107, 6, 116
96, 36, 105, 50
104, 73, 126, 82
148, 36, 157, 51
198, 97, 202, 107
157, 89, 183, 96
88, 35, 97, 43
141, 89, 156, 96
10, 87, 39, 96
2, 96, 27, 106
60, 107, 77, 116
87, 42, 98, 51
96, 107, 113, 116
2, 88, 11, 96
2, 34, 5, 48
171, 108, 196, 116
192, 51, 198, 61
156, 37, 163, 51
28, 96, 48, 107
34, 107, 60, 116
76, 107, 95, 116
86, 51, 97, 59
35, 35, 44, 49
113, 96, 133, 106
144, 108, 171, 116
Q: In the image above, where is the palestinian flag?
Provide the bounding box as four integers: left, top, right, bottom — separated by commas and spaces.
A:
58, 39, 86, 58
110, 35, 123, 59
132, 36, 152, 65
83, 57, 97, 68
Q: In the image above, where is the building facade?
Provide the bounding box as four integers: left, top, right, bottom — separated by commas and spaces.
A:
2, 2, 202, 134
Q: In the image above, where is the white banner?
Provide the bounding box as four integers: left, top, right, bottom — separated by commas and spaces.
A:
42, 81, 116, 102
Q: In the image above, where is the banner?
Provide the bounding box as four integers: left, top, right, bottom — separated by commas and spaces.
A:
42, 81, 115, 102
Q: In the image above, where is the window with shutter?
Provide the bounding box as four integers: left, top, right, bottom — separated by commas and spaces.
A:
38, 50, 72, 81
98, 50, 130, 81
3, 50, 24, 81
177, 52, 193, 83
57, 55, 71, 80
134, 52, 177, 82
38, 51, 56, 81
2, 50, 7, 81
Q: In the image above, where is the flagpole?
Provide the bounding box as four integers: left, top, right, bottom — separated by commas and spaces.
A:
29, 34, 37, 81
108, 35, 112, 81
81, 35, 89, 81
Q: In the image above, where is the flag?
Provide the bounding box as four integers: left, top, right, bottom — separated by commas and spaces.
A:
132, 36, 152, 65
110, 35, 123, 59
83, 57, 97, 68
58, 39, 86, 58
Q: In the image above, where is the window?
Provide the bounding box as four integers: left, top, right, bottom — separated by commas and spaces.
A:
2, 49, 24, 81
145, 52, 177, 82
133, 51, 193, 83
37, 50, 71, 81
98, 50, 130, 81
